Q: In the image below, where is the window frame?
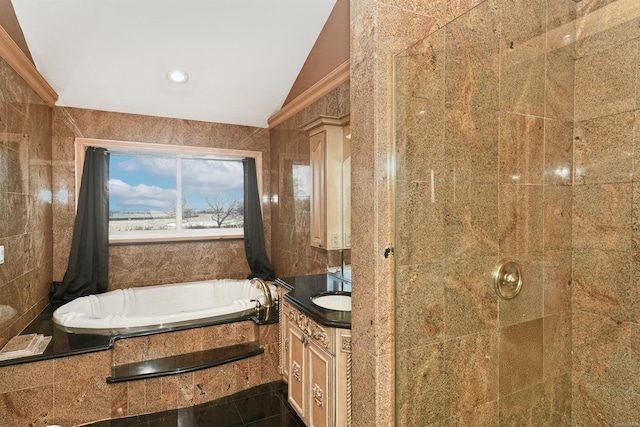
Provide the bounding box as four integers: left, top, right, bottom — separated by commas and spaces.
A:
74, 138, 263, 244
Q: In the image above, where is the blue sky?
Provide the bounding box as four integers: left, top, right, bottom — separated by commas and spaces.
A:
109, 155, 244, 212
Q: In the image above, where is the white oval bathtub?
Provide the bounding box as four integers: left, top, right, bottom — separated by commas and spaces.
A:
52, 278, 277, 335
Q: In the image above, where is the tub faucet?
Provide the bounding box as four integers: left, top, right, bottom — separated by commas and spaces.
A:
251, 277, 274, 308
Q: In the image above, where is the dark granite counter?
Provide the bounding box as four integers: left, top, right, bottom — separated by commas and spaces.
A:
0, 301, 277, 367
0, 303, 113, 367
276, 274, 351, 329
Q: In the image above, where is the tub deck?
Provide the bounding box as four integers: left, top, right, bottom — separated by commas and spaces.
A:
0, 303, 111, 368
0, 301, 277, 368
0, 301, 282, 426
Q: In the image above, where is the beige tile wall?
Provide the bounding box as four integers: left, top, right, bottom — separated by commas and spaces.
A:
1, 77, 280, 426
374, 0, 640, 424
269, 82, 350, 277
0, 57, 52, 349
572, 0, 640, 423
350, 0, 447, 424
52, 107, 272, 289
363, 0, 576, 424
3, 0, 637, 424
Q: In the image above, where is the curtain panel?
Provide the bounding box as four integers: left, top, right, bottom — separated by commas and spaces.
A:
50, 147, 110, 303
243, 157, 275, 281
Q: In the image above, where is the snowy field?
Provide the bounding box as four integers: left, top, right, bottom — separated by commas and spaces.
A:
109, 212, 242, 232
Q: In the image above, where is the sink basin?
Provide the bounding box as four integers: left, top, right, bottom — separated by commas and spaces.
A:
311, 293, 352, 311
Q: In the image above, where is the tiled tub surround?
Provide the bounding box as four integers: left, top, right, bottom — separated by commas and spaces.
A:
0, 303, 111, 368
51, 106, 272, 291
0, 307, 280, 426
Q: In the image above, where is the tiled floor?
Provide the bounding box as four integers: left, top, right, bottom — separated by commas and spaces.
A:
83, 381, 305, 427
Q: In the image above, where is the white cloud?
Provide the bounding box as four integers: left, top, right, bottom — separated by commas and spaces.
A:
109, 179, 176, 209
114, 157, 176, 178
181, 159, 244, 197
110, 155, 245, 209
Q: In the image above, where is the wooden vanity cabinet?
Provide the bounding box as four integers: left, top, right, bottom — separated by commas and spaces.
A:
281, 299, 351, 427
288, 320, 334, 427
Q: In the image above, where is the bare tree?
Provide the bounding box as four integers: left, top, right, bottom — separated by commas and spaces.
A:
167, 197, 196, 218
205, 194, 241, 228
233, 201, 244, 218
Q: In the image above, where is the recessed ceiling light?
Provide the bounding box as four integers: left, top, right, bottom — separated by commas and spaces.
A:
167, 70, 189, 83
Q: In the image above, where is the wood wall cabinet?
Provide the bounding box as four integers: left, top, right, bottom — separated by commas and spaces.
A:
303, 115, 350, 250
281, 299, 352, 427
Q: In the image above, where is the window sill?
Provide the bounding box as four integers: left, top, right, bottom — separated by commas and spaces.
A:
109, 233, 244, 245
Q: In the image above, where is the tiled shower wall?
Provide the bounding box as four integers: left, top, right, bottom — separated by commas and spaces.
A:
52, 107, 271, 289
0, 57, 52, 349
390, 0, 640, 424
393, 0, 574, 423
269, 82, 350, 277
571, 0, 640, 422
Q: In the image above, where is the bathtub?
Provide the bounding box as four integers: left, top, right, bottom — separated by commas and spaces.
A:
52, 278, 277, 335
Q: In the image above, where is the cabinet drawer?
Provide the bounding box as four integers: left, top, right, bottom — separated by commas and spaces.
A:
287, 304, 335, 355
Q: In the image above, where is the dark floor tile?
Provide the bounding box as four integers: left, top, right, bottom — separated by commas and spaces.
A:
234, 388, 292, 425
176, 408, 197, 426
231, 380, 284, 401
81, 381, 299, 427
196, 394, 235, 409
81, 421, 111, 427
135, 409, 181, 426
85, 410, 182, 427
194, 400, 244, 427
141, 413, 179, 427
244, 412, 306, 427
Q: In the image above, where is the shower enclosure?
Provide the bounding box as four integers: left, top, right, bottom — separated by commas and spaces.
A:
393, 0, 639, 424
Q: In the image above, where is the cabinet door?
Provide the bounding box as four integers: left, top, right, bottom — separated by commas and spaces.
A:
310, 131, 326, 248
307, 340, 333, 427
287, 324, 306, 419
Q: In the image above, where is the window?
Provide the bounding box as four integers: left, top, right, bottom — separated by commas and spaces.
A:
74, 138, 263, 243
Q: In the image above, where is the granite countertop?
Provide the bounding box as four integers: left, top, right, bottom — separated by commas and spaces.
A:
0, 300, 276, 367
0, 303, 113, 367
276, 274, 351, 329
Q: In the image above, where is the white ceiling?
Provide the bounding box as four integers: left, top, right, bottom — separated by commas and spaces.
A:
11, 0, 337, 128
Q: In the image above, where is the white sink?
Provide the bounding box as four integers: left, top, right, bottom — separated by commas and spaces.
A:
311, 294, 352, 311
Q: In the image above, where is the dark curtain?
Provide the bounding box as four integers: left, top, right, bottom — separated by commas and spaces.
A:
243, 157, 275, 281
50, 147, 110, 303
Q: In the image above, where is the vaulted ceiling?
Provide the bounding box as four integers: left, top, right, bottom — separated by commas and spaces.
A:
8, 0, 340, 128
